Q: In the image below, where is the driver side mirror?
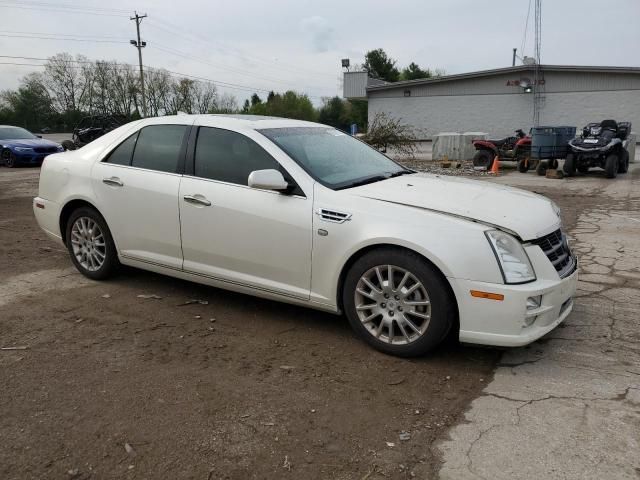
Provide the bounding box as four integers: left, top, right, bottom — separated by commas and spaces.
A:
248, 169, 289, 192
36, 135, 42, 138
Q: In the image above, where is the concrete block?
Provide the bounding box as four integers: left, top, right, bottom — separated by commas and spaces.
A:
433, 132, 488, 161
432, 133, 459, 161
462, 132, 488, 161
626, 133, 636, 163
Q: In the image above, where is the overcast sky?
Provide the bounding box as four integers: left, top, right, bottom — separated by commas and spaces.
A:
1, 0, 639, 105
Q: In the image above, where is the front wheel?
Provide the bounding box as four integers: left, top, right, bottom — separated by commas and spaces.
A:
65, 207, 119, 280
472, 150, 494, 171
604, 153, 618, 179
563, 153, 576, 176
618, 149, 629, 174
342, 248, 455, 357
61, 140, 76, 151
2, 149, 16, 168
536, 160, 548, 176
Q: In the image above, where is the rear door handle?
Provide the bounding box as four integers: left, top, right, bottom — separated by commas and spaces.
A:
183, 194, 212, 207
103, 177, 123, 187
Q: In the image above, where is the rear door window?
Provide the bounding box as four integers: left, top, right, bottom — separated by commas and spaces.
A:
104, 132, 138, 166
131, 125, 188, 173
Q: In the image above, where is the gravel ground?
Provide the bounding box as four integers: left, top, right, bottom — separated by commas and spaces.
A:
0, 166, 497, 480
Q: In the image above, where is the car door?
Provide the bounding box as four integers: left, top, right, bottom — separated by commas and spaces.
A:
179, 126, 312, 299
92, 123, 189, 269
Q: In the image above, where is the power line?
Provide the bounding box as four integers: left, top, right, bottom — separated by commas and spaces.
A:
145, 19, 337, 80
0, 2, 127, 17
0, 33, 127, 44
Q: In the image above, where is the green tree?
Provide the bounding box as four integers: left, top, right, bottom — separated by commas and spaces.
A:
400, 62, 431, 81
363, 48, 400, 82
241, 99, 250, 113
250, 93, 261, 106
249, 90, 316, 121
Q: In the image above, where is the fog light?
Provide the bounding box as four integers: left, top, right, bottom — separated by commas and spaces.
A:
524, 315, 537, 327
526, 295, 542, 310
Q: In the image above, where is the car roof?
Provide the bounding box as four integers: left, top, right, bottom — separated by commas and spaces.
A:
191, 114, 325, 130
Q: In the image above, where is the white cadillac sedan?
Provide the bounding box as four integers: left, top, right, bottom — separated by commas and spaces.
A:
33, 115, 577, 356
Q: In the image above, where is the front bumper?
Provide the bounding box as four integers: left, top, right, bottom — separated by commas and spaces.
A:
13, 151, 52, 165
450, 258, 578, 347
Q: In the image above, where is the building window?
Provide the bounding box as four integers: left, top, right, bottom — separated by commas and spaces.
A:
404, 90, 411, 97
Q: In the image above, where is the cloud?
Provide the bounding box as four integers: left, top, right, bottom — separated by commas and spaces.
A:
300, 16, 334, 53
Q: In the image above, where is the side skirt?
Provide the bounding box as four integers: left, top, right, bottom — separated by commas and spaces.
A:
119, 254, 340, 314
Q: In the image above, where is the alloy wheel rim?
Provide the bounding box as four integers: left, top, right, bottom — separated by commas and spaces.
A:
354, 264, 431, 345
71, 217, 106, 272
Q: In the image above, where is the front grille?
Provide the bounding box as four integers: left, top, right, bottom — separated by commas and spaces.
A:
531, 229, 576, 278
33, 146, 58, 154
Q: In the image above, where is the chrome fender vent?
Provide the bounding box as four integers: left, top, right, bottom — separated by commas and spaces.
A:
316, 208, 352, 224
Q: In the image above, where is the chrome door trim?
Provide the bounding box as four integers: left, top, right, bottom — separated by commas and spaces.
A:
120, 254, 308, 301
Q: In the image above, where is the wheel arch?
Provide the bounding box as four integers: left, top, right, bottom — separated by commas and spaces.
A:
335, 243, 460, 334
58, 198, 105, 246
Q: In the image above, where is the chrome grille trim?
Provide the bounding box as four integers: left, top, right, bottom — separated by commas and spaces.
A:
531, 229, 576, 279
316, 208, 352, 224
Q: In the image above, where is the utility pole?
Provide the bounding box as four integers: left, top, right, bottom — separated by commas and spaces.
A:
130, 12, 148, 117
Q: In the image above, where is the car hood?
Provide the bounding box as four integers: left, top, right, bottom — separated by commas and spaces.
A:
2, 138, 61, 149
348, 173, 561, 241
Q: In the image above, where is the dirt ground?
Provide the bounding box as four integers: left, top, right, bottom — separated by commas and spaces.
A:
0, 166, 498, 479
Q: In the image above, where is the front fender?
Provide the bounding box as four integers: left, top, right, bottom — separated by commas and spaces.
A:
473, 141, 498, 154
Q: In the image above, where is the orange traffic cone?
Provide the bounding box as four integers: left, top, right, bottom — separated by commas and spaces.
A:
489, 156, 500, 174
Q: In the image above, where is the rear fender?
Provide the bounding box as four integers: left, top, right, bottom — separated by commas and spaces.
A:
472, 140, 498, 154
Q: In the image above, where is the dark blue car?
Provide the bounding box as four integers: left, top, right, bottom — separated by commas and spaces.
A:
0, 126, 64, 168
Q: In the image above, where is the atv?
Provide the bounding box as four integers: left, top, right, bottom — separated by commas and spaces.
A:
563, 119, 631, 179
62, 115, 126, 151
472, 129, 532, 171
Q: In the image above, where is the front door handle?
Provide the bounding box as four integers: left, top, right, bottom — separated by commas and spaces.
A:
183, 194, 212, 207
103, 177, 124, 187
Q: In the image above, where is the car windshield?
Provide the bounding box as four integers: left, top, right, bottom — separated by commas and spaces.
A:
259, 127, 412, 190
0, 127, 37, 140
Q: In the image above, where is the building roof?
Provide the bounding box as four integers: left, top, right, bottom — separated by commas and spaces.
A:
366, 64, 640, 91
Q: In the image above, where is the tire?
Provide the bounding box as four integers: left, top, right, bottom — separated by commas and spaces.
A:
604, 153, 618, 179
563, 153, 576, 177
517, 156, 530, 173
65, 206, 119, 280
2, 149, 17, 168
61, 140, 76, 151
342, 248, 455, 357
536, 160, 547, 176
618, 149, 629, 174
472, 150, 494, 171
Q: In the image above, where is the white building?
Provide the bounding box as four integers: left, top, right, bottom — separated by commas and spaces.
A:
343, 65, 640, 139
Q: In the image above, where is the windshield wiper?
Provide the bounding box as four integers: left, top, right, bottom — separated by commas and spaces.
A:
388, 169, 416, 178
336, 174, 391, 190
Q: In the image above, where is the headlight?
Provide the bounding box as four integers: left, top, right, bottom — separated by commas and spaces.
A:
550, 200, 561, 219
57, 145, 64, 152
14, 147, 34, 152
485, 230, 536, 284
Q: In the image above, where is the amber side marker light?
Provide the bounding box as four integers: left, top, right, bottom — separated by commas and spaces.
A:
35, 202, 45, 209
470, 290, 505, 301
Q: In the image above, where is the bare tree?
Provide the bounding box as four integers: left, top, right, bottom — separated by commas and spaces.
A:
363, 112, 418, 158
145, 68, 172, 116
193, 81, 217, 114
43, 53, 90, 113
211, 92, 238, 114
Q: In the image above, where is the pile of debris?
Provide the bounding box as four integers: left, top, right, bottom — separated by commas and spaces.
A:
398, 159, 496, 177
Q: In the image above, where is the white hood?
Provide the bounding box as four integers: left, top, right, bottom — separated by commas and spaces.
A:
349, 173, 561, 241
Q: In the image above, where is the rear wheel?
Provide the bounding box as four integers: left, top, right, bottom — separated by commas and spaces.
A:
563, 154, 576, 176
604, 153, 618, 179
618, 149, 629, 174
517, 155, 530, 173
343, 248, 455, 357
2, 149, 16, 168
65, 206, 119, 280
536, 160, 548, 176
472, 150, 494, 171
